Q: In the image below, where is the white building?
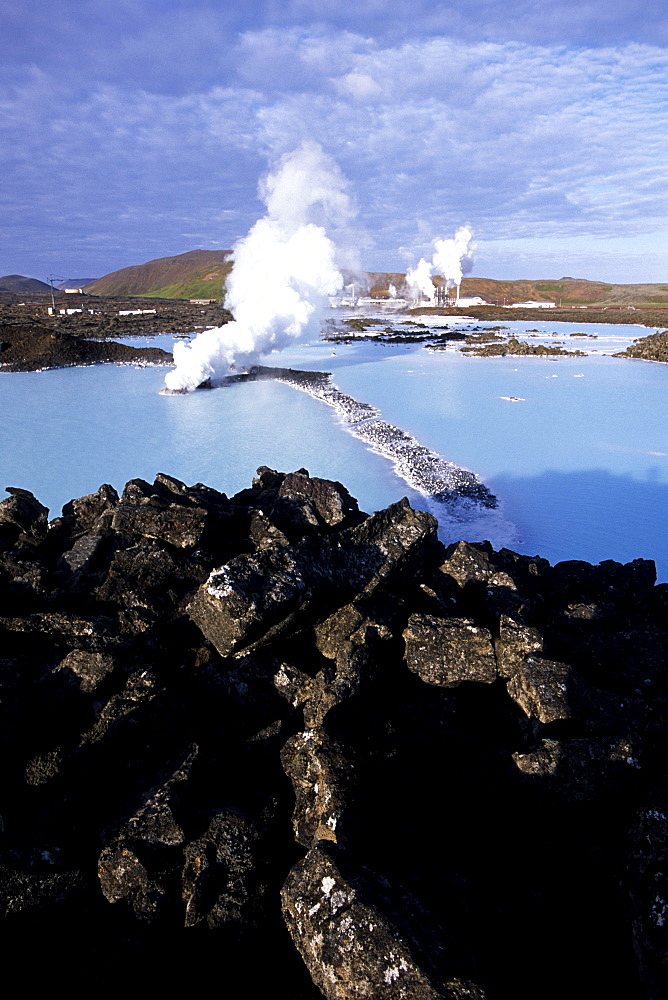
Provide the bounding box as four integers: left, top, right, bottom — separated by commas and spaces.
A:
509, 301, 556, 309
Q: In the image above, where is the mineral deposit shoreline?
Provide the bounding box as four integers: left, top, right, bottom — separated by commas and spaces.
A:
232, 365, 498, 510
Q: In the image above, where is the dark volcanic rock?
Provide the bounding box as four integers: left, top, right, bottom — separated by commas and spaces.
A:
628, 779, 668, 999
0, 467, 666, 997
281, 844, 482, 999
403, 613, 497, 687
0, 487, 49, 548
461, 336, 585, 357
0, 321, 172, 371
189, 498, 436, 658
615, 328, 668, 363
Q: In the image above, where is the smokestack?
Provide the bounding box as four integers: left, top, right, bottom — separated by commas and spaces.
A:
405, 227, 475, 310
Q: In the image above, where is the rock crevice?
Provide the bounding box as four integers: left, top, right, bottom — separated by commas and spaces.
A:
0, 468, 666, 997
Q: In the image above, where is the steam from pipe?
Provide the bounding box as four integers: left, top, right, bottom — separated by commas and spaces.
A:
405, 226, 476, 303
164, 143, 351, 393
433, 225, 475, 290
405, 257, 436, 304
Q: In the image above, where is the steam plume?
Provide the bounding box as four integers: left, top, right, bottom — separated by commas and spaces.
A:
405, 226, 476, 303
433, 225, 476, 290
405, 257, 436, 304
164, 143, 350, 393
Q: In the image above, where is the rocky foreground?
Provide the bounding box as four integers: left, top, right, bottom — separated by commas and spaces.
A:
1, 470, 667, 997
615, 329, 668, 363
0, 321, 172, 372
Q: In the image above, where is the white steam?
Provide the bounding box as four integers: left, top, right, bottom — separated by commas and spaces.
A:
433, 225, 476, 289
164, 143, 350, 393
405, 226, 476, 303
405, 257, 436, 304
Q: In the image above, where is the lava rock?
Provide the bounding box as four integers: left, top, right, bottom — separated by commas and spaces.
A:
281, 844, 483, 1000
403, 614, 497, 688
0, 468, 665, 998
189, 499, 436, 658
628, 779, 668, 999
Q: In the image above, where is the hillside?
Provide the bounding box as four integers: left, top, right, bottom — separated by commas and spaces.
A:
84, 249, 232, 299
0, 274, 51, 294
22, 245, 666, 307
458, 276, 668, 306
56, 278, 98, 290
342, 271, 668, 307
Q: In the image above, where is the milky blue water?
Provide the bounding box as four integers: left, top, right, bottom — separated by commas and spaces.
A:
2, 319, 667, 579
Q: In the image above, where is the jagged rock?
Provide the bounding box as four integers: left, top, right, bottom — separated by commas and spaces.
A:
96, 540, 208, 612
189, 500, 436, 658
281, 729, 354, 847
512, 736, 643, 800
628, 779, 668, 999
25, 747, 65, 786
0, 551, 49, 599
278, 471, 361, 528
550, 557, 656, 614
110, 488, 209, 549
0, 611, 124, 651
506, 656, 586, 724
305, 622, 390, 729
0, 861, 84, 917
494, 616, 544, 679
482, 585, 534, 625
55, 650, 116, 693
182, 808, 271, 930
97, 746, 198, 920
493, 547, 551, 591
249, 511, 290, 549
273, 662, 315, 708
122, 745, 197, 846
98, 844, 165, 917
58, 530, 106, 577
314, 603, 366, 660
570, 627, 668, 696
267, 495, 323, 539
403, 614, 497, 687
61, 483, 119, 533
80, 668, 160, 746
0, 468, 665, 996
253, 465, 287, 491
439, 541, 516, 590
0, 488, 49, 548
281, 844, 483, 999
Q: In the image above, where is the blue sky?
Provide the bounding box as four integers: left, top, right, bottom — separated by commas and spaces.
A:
2, 0, 667, 283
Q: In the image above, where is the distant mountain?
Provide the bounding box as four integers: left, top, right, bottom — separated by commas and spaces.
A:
0, 274, 51, 294
352, 272, 668, 307
56, 278, 98, 290
459, 276, 668, 306
81, 249, 668, 307
85, 249, 232, 299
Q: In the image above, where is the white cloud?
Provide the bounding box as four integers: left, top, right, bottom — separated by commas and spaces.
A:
334, 72, 382, 101
2, 23, 668, 280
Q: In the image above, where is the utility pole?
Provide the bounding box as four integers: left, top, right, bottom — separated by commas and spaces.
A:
47, 275, 63, 314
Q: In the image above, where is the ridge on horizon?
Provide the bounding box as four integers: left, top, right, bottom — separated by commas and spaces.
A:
3, 249, 668, 305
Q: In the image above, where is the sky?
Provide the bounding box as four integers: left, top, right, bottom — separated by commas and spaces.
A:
1, 0, 667, 284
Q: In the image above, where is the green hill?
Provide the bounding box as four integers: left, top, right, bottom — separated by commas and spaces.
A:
84, 249, 232, 299
83, 250, 668, 309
